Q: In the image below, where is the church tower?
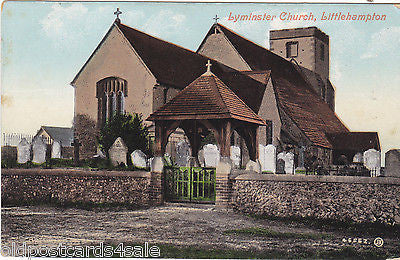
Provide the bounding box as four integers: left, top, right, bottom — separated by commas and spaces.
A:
269, 27, 334, 110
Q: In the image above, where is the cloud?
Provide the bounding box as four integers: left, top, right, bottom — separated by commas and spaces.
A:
361, 26, 400, 59
142, 10, 187, 39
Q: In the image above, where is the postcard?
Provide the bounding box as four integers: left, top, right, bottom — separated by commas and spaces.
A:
1, 1, 399, 259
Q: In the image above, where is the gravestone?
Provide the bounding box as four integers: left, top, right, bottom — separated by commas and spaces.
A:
363, 149, 381, 176
230, 146, 241, 168
108, 137, 128, 166
276, 158, 285, 174
385, 149, 400, 177
277, 152, 294, 174
203, 144, 220, 167
353, 152, 363, 163
131, 150, 147, 168
32, 137, 46, 164
51, 141, 62, 159
285, 152, 295, 174
176, 140, 190, 167
264, 144, 276, 173
198, 149, 205, 167
258, 144, 266, 171
17, 138, 31, 164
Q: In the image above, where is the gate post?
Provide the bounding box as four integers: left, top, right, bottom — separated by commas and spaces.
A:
149, 156, 164, 206
215, 157, 233, 207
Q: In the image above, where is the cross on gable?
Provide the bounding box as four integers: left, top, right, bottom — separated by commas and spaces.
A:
114, 8, 122, 22
213, 15, 219, 24
206, 60, 212, 71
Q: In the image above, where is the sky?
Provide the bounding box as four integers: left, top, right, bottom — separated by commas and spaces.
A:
1, 2, 400, 159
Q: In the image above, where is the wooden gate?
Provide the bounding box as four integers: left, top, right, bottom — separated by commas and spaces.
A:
164, 166, 216, 203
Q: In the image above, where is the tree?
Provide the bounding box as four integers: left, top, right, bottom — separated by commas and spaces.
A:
73, 114, 99, 159
98, 113, 153, 162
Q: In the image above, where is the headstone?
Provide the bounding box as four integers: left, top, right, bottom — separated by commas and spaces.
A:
51, 141, 62, 159
276, 158, 285, 174
71, 139, 81, 166
17, 138, 31, 164
385, 149, 400, 177
230, 146, 241, 168
277, 152, 294, 174
198, 149, 205, 167
32, 137, 47, 164
131, 150, 147, 168
258, 144, 266, 171
353, 152, 363, 163
108, 137, 128, 166
176, 140, 190, 167
285, 152, 295, 174
203, 144, 220, 167
363, 149, 381, 177
245, 160, 261, 173
298, 146, 306, 169
264, 144, 276, 173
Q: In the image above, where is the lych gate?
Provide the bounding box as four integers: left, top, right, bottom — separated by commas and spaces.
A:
147, 62, 266, 203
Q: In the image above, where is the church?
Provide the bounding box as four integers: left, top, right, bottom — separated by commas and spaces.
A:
71, 12, 380, 171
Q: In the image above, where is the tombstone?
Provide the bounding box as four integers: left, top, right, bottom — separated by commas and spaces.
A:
264, 144, 276, 173
32, 137, 47, 164
71, 139, 81, 166
276, 158, 285, 174
17, 138, 31, 164
51, 140, 62, 159
130, 150, 147, 168
108, 137, 128, 166
298, 146, 306, 169
353, 152, 363, 163
363, 149, 381, 176
175, 140, 190, 167
203, 144, 220, 167
258, 144, 266, 171
284, 152, 295, 174
230, 146, 241, 168
277, 152, 294, 174
198, 149, 205, 167
385, 149, 400, 177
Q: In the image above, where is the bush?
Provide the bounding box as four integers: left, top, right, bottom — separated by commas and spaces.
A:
98, 113, 153, 163
73, 114, 99, 159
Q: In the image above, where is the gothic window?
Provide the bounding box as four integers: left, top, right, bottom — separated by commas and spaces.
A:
96, 77, 127, 127
286, 41, 298, 58
266, 120, 273, 145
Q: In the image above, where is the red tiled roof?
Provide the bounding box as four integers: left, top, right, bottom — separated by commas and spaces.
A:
147, 73, 266, 126
326, 132, 380, 151
116, 22, 266, 113
209, 23, 349, 148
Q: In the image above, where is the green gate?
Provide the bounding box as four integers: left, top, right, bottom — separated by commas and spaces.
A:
164, 166, 216, 203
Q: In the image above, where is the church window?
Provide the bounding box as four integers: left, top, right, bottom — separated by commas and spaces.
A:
286, 42, 298, 58
96, 77, 127, 127
266, 120, 273, 145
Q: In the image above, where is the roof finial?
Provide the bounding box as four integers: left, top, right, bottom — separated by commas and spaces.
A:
203, 60, 213, 76
114, 8, 122, 23
213, 15, 219, 24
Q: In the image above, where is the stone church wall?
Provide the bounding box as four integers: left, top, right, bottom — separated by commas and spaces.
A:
232, 174, 400, 225
1, 169, 157, 207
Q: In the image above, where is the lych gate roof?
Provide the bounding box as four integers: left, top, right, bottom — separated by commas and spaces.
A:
147, 73, 266, 126
206, 23, 350, 148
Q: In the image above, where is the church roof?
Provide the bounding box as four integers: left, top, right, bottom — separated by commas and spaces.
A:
205, 23, 349, 148
326, 132, 380, 151
38, 126, 73, 146
147, 73, 266, 126
116, 22, 266, 113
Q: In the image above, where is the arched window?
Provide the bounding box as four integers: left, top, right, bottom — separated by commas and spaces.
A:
96, 77, 127, 127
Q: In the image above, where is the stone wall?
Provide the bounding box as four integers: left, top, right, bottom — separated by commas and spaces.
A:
232, 174, 400, 225
1, 169, 160, 207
